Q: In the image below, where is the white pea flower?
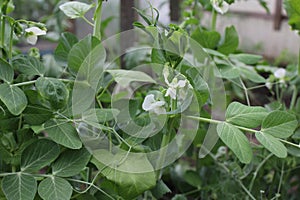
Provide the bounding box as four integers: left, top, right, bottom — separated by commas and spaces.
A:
274, 68, 286, 79
142, 94, 166, 115
163, 67, 188, 100
165, 78, 187, 100
211, 0, 229, 15
25, 27, 47, 45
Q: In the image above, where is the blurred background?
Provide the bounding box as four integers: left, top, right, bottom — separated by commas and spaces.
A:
13, 0, 300, 63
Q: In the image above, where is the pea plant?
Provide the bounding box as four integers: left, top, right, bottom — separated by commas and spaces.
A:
0, 0, 299, 200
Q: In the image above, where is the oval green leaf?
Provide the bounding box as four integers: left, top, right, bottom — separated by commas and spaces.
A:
261, 111, 298, 138
35, 77, 69, 110
0, 58, 14, 83
23, 105, 53, 125
12, 55, 45, 76
106, 69, 156, 87
44, 119, 82, 149
0, 83, 27, 115
255, 131, 287, 158
21, 139, 60, 172
226, 102, 268, 128
68, 35, 101, 73
92, 150, 156, 200
2, 173, 37, 200
52, 148, 91, 177
217, 122, 253, 164
38, 176, 72, 200
59, 1, 94, 19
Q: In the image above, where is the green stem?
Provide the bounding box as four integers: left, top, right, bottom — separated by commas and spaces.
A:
289, 85, 298, 110
8, 23, 13, 61
186, 115, 256, 133
275, 162, 284, 199
93, 0, 103, 41
211, 9, 217, 31
12, 80, 36, 87
203, 146, 256, 200
1, 15, 6, 58
156, 119, 174, 178
82, 16, 94, 27
188, 115, 300, 149
67, 178, 115, 200
279, 139, 300, 148
248, 153, 273, 193
11, 165, 16, 173
12, 78, 74, 87
298, 48, 300, 76
240, 78, 251, 106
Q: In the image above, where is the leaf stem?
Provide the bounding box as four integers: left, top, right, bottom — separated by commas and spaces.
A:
186, 115, 256, 133
289, 85, 297, 110
67, 178, 115, 200
279, 139, 300, 148
275, 161, 284, 200
8, 22, 13, 62
211, 9, 217, 31
12, 80, 37, 87
239, 78, 251, 106
248, 153, 273, 193
93, 0, 103, 41
203, 146, 256, 200
82, 16, 95, 27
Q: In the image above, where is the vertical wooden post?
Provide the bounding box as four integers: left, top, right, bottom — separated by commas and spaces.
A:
170, 0, 181, 21
120, 0, 136, 68
274, 0, 283, 30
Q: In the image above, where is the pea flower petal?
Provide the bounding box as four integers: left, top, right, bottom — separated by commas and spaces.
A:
211, 0, 229, 15
142, 94, 166, 114
25, 27, 47, 45
274, 68, 286, 79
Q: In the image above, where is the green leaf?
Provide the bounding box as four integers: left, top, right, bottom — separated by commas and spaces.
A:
217, 122, 253, 164
106, 69, 156, 87
44, 119, 82, 149
183, 170, 202, 188
71, 40, 106, 115
54, 32, 79, 63
150, 180, 171, 199
229, 53, 263, 65
261, 111, 298, 138
255, 131, 287, 158
52, 148, 91, 177
21, 139, 60, 172
151, 48, 167, 64
23, 105, 53, 125
218, 26, 239, 55
38, 176, 72, 200
92, 150, 156, 199
68, 35, 101, 73
217, 64, 240, 79
226, 102, 268, 128
0, 58, 13, 83
0, 83, 27, 115
239, 66, 266, 83
191, 28, 221, 49
35, 77, 69, 110
284, 0, 300, 31
82, 108, 119, 123
12, 55, 45, 76
59, 1, 94, 19
2, 173, 37, 200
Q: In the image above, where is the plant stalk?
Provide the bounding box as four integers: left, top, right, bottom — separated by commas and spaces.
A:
93, 0, 103, 41
211, 9, 217, 31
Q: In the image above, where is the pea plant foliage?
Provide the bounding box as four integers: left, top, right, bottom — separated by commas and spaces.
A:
0, 0, 300, 199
